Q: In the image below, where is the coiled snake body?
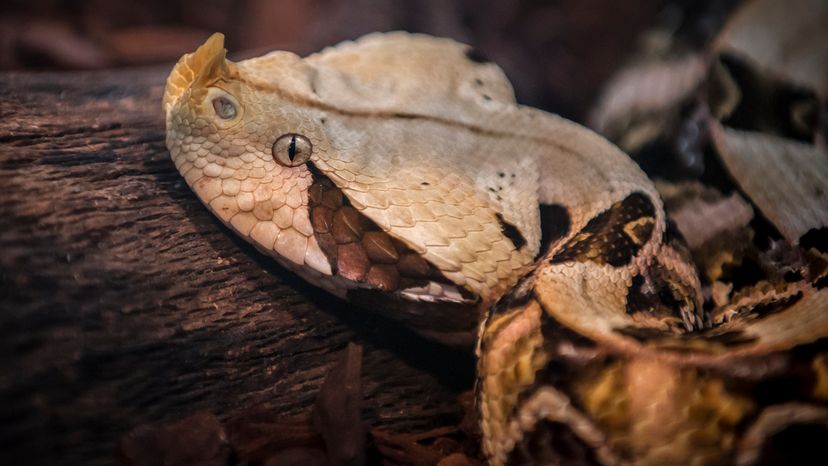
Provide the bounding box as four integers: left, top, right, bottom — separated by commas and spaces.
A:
164, 32, 828, 465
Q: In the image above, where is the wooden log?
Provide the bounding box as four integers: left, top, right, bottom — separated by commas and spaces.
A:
0, 68, 474, 465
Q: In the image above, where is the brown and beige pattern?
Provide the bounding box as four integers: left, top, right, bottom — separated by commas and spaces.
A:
163, 31, 676, 345
164, 30, 827, 465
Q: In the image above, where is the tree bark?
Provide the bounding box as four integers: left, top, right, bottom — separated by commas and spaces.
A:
0, 68, 474, 466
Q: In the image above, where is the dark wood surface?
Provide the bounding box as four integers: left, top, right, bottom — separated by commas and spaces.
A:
0, 68, 474, 466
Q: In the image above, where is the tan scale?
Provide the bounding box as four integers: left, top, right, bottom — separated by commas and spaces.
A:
164, 32, 677, 346
164, 32, 828, 466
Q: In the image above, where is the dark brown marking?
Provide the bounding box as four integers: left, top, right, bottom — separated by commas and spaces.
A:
397, 253, 431, 278
740, 292, 804, 319
614, 326, 673, 343
311, 206, 333, 234
362, 231, 399, 264
365, 264, 400, 291
625, 272, 684, 319
506, 420, 603, 466
536, 301, 599, 352
625, 262, 700, 330
315, 231, 339, 272
801, 227, 828, 254
306, 163, 470, 296
337, 242, 370, 281
321, 187, 343, 210
489, 274, 536, 320
551, 192, 656, 267
308, 182, 324, 205
496, 213, 527, 250
664, 218, 693, 263
537, 203, 571, 260
626, 274, 656, 314
332, 207, 364, 244
701, 330, 759, 347
615, 325, 758, 348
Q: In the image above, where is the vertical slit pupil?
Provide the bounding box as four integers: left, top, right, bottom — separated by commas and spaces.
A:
288, 135, 296, 162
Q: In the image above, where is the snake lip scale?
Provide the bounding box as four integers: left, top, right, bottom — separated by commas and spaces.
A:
164, 32, 828, 465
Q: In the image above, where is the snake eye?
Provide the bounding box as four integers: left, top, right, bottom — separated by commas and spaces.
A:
212, 96, 237, 119
272, 134, 312, 166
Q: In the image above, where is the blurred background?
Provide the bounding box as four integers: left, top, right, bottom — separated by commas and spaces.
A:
0, 0, 739, 120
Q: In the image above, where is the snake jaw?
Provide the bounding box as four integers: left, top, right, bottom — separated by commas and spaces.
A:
164, 33, 542, 343
164, 35, 343, 287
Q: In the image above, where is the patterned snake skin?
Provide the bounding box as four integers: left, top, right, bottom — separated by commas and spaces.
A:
164, 33, 828, 465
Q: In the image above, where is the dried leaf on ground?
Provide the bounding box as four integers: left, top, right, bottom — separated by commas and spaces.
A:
590, 54, 707, 154
314, 342, 366, 466
119, 411, 231, 466
713, 0, 828, 91
709, 123, 828, 244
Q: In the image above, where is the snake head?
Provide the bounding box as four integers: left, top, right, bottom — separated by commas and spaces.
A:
163, 33, 335, 280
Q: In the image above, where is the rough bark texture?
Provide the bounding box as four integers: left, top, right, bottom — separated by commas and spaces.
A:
0, 68, 474, 466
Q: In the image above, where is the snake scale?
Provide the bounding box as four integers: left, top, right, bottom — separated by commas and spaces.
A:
163, 32, 828, 465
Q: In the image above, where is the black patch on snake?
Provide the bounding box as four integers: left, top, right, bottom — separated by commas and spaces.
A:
537, 301, 599, 353
702, 329, 759, 347
615, 325, 759, 353
496, 213, 527, 250
536, 203, 570, 260
626, 262, 702, 331
507, 420, 603, 466
551, 192, 656, 267
741, 292, 804, 319
615, 324, 762, 348
480, 278, 540, 355
488, 274, 537, 320
800, 227, 828, 254
626, 274, 655, 314
615, 325, 761, 349
664, 218, 693, 263
626, 272, 682, 319
614, 326, 674, 343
